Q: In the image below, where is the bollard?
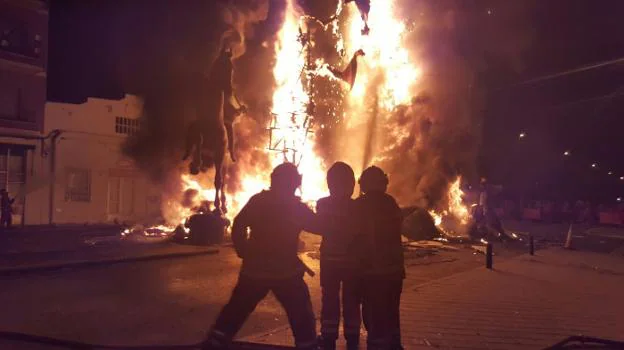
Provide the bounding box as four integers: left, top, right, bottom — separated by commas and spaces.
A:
486, 243, 493, 269
564, 224, 574, 249
529, 234, 535, 255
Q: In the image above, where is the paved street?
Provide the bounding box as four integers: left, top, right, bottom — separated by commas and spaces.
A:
247, 248, 624, 349
0, 246, 290, 347
0, 225, 622, 349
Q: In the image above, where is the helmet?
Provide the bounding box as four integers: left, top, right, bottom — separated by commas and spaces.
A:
327, 162, 355, 198
270, 162, 302, 192
359, 166, 388, 194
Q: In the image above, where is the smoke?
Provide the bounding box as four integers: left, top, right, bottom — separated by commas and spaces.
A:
373, 0, 534, 209
375, 0, 534, 209
221, 0, 270, 58
120, 0, 274, 221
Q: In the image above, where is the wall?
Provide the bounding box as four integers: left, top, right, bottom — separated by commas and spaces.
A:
0, 0, 48, 132
43, 95, 162, 225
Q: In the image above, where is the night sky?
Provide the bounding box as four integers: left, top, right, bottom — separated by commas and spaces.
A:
47, 0, 624, 202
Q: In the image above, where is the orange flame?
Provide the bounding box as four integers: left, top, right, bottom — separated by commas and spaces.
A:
267, 0, 328, 201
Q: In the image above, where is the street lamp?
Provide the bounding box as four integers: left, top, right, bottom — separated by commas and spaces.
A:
591, 163, 598, 168
563, 150, 570, 156
519, 132, 526, 139
608, 171, 614, 175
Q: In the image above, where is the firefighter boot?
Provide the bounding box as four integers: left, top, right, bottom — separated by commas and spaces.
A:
202, 329, 228, 350
318, 335, 336, 350
346, 335, 360, 350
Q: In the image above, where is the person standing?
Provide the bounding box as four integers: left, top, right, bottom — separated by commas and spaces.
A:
317, 162, 361, 350
0, 189, 14, 229
355, 166, 405, 350
203, 163, 321, 350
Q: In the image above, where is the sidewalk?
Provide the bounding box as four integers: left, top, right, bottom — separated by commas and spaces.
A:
0, 224, 121, 254
243, 249, 624, 349
0, 227, 219, 275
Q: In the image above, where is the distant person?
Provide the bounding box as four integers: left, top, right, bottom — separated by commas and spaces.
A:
316, 162, 361, 350
0, 189, 14, 229
203, 163, 321, 350
355, 166, 404, 350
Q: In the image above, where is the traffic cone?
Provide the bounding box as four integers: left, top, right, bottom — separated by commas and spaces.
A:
564, 224, 574, 249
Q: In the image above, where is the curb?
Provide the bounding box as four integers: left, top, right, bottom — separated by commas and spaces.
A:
0, 248, 220, 276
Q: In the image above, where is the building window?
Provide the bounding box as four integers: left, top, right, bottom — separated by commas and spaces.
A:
115, 116, 140, 136
65, 168, 91, 202
0, 19, 39, 58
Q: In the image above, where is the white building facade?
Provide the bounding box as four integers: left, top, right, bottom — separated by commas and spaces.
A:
39, 94, 162, 225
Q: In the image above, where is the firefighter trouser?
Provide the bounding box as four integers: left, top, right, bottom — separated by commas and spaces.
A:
207, 272, 318, 349
320, 261, 361, 342
362, 276, 403, 350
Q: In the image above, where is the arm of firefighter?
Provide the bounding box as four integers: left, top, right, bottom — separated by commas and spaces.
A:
232, 199, 254, 259
231, 220, 247, 259
301, 203, 327, 235
309, 199, 328, 236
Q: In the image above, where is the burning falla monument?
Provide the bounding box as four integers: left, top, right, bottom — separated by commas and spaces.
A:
123, 0, 483, 238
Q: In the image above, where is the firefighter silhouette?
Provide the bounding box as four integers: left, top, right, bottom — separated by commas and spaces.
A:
203, 163, 322, 350
356, 166, 405, 350
316, 162, 361, 350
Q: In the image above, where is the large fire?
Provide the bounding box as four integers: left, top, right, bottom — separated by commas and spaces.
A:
133, 0, 471, 237
267, 0, 328, 202
429, 177, 471, 235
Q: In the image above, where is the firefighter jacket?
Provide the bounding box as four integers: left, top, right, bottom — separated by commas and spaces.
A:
354, 191, 405, 279
232, 190, 320, 280
316, 196, 359, 268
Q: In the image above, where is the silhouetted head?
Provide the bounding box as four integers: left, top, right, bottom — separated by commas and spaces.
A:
327, 162, 355, 198
198, 200, 211, 214
359, 166, 388, 194
270, 162, 302, 195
